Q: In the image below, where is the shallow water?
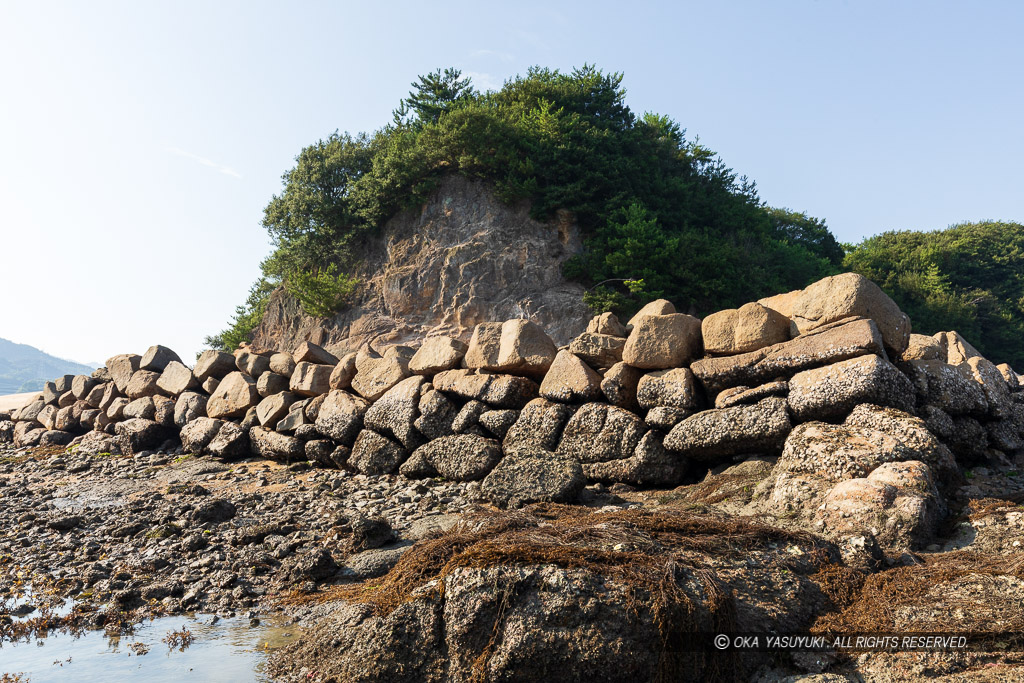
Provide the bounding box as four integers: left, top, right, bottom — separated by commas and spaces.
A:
0, 611, 298, 682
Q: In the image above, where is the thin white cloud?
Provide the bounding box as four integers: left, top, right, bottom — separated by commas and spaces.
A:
463, 70, 503, 92
471, 49, 514, 62
166, 146, 242, 179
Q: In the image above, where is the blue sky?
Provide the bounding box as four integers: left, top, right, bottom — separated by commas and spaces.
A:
1, 0, 1021, 366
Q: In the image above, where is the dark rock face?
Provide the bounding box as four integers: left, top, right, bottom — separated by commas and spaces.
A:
482, 447, 585, 508
250, 175, 591, 354
114, 418, 167, 455
268, 508, 838, 683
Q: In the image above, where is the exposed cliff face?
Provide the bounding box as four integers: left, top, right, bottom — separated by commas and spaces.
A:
251, 175, 591, 355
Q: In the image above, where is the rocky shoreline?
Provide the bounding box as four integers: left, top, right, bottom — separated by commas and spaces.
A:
2, 440, 1023, 681
6, 271, 1024, 680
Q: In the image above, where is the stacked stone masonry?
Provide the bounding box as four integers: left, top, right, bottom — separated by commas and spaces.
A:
3, 272, 1023, 535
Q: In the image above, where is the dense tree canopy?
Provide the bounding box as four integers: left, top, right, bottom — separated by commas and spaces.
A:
843, 221, 1024, 368
207, 65, 847, 349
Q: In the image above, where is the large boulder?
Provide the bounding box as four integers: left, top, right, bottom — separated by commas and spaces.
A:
413, 389, 459, 440
586, 312, 627, 337
268, 507, 833, 683
39, 430, 74, 447
153, 395, 176, 427
431, 369, 538, 408
329, 352, 358, 390
636, 368, 700, 410
405, 434, 503, 481
83, 383, 106, 409
293, 341, 339, 366
268, 351, 297, 378
256, 392, 299, 428
207, 422, 249, 459
787, 354, 915, 422
364, 376, 426, 450
53, 374, 76, 394
568, 332, 626, 369
234, 348, 272, 378
482, 446, 585, 508
539, 351, 602, 403
843, 404, 959, 485
626, 298, 675, 326
691, 317, 885, 395
789, 273, 911, 354
495, 319, 558, 377
70, 374, 96, 400
933, 330, 982, 366
772, 421, 924, 485
349, 430, 408, 475
582, 430, 689, 487
478, 409, 519, 439
900, 334, 944, 361
463, 322, 503, 371
621, 313, 702, 370
140, 345, 182, 373
701, 302, 791, 355
114, 418, 167, 455
257, 371, 290, 398
14, 399, 44, 422
815, 460, 944, 550
156, 361, 197, 396
503, 398, 576, 452
249, 426, 305, 462
41, 381, 61, 405
123, 397, 156, 420
600, 362, 642, 411
964, 356, 1012, 418
98, 383, 121, 413
290, 361, 334, 397
315, 390, 371, 444
124, 370, 163, 400
664, 397, 791, 462
206, 371, 259, 419
13, 424, 44, 448
106, 397, 129, 420
351, 347, 412, 402
37, 405, 57, 431
451, 400, 487, 435
193, 350, 236, 382
106, 354, 141, 393
180, 417, 224, 454
409, 337, 467, 376
556, 403, 647, 463
277, 399, 310, 432
901, 359, 988, 416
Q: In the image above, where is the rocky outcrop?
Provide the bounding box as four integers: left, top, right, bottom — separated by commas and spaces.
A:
250, 175, 591, 354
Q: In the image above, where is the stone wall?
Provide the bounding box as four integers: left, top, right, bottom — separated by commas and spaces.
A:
4, 272, 1022, 532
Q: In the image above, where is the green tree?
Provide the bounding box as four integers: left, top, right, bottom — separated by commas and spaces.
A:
397, 67, 475, 127
212, 65, 845, 347
204, 278, 276, 352
844, 221, 1024, 367
261, 131, 372, 280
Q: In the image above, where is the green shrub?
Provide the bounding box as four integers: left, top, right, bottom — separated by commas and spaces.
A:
204, 278, 275, 352
284, 264, 360, 318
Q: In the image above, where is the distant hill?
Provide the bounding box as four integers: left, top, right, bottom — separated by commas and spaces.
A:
0, 338, 96, 394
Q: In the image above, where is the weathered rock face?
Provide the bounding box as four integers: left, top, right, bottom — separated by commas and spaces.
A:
251, 175, 590, 354
701, 302, 791, 355
787, 272, 911, 354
